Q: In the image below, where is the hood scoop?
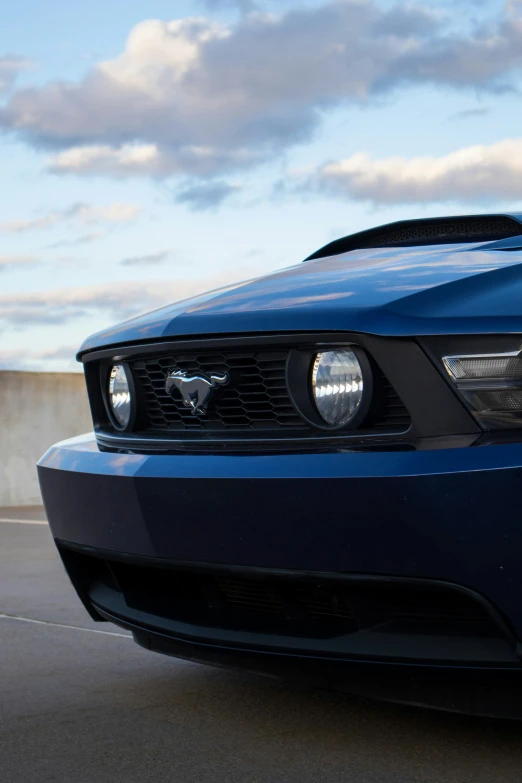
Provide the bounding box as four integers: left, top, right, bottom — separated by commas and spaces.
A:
306, 213, 522, 261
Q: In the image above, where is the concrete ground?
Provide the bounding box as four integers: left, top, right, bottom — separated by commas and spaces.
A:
2, 510, 522, 783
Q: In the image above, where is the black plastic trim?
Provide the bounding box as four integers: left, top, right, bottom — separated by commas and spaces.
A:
80, 332, 352, 364
109, 614, 522, 717
54, 538, 516, 646
89, 583, 516, 665
418, 334, 522, 433
100, 361, 138, 433
94, 429, 416, 451
81, 331, 480, 449
286, 345, 373, 431
55, 539, 517, 653
305, 213, 522, 261
362, 335, 479, 437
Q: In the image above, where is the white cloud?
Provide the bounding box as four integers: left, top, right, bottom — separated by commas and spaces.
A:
0, 282, 173, 327
3, 3, 522, 179
0, 55, 32, 95
48, 144, 171, 177
121, 250, 172, 266
0, 255, 39, 271
46, 232, 105, 249
312, 137, 522, 204
0, 202, 141, 234
47, 143, 260, 178
70, 203, 141, 223
0, 272, 258, 329
99, 17, 229, 89
1, 215, 57, 233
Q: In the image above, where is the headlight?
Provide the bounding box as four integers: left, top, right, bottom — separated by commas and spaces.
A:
311, 349, 364, 427
443, 350, 522, 429
108, 364, 132, 429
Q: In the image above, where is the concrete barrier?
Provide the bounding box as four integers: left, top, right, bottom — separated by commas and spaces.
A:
0, 371, 92, 507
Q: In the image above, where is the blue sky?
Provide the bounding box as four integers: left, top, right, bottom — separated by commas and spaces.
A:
1, 0, 521, 370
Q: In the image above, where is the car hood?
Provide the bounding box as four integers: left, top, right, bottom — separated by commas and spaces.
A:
80, 237, 522, 354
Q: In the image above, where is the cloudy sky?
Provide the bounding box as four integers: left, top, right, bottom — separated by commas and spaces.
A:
1, 0, 521, 371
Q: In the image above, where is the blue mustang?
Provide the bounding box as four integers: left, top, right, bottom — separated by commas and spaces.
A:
38, 213, 522, 716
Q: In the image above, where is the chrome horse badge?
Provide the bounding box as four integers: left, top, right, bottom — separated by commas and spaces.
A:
165, 369, 229, 415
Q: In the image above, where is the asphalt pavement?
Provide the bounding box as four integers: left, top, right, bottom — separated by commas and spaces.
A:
2, 508, 522, 783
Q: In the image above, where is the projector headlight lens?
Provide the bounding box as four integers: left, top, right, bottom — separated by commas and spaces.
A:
311, 349, 364, 427
108, 364, 132, 429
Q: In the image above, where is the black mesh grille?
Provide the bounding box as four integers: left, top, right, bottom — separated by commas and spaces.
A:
97, 558, 503, 641
132, 349, 302, 431
359, 217, 521, 249
214, 577, 355, 621
129, 347, 410, 436
209, 575, 492, 630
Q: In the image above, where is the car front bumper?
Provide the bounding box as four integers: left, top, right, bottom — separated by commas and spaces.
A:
38, 433, 522, 714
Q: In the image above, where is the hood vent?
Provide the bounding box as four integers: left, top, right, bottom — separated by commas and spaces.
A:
305, 214, 522, 261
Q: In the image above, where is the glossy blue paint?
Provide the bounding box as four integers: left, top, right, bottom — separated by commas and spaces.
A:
38, 434, 522, 638
38, 217, 522, 706
38, 432, 522, 480
80, 236, 522, 354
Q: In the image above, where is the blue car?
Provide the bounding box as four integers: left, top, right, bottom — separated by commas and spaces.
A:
38, 213, 522, 717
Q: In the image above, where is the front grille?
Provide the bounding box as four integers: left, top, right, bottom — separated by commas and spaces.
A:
216, 577, 285, 615
130, 347, 410, 436
90, 557, 503, 642
215, 577, 355, 621
58, 544, 512, 661
132, 349, 302, 431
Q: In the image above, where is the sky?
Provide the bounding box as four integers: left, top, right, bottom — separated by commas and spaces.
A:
0, 0, 521, 371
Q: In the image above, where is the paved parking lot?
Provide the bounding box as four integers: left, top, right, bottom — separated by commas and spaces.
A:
2, 509, 522, 782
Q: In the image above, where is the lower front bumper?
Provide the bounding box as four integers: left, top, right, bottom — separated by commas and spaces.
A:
39, 432, 522, 636
38, 432, 522, 715
55, 540, 522, 718
132, 624, 522, 719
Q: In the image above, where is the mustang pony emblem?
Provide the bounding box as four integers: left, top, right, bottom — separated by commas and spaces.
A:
165, 369, 229, 415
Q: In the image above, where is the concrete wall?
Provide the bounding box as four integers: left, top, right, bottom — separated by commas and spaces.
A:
0, 371, 92, 507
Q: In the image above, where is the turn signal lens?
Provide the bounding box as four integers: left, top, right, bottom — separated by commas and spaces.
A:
443, 355, 522, 381
443, 351, 522, 429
